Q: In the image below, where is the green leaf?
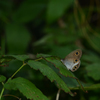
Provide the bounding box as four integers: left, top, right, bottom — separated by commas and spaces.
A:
69, 83, 100, 90
82, 54, 100, 63
85, 63, 100, 81
4, 77, 49, 100
28, 60, 74, 96
0, 75, 6, 82
4, 55, 30, 61
12, 0, 46, 23
36, 53, 51, 58
47, 0, 74, 24
90, 35, 100, 52
36, 54, 85, 90
44, 56, 75, 77
84, 83, 100, 90
42, 56, 86, 91
36, 54, 76, 78
5, 23, 30, 54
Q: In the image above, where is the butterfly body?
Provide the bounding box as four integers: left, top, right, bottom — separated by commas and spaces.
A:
61, 49, 82, 72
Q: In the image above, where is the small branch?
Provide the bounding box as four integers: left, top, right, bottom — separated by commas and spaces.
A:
0, 82, 4, 100
35, 57, 43, 61
56, 89, 61, 100
3, 94, 21, 100
11, 62, 26, 79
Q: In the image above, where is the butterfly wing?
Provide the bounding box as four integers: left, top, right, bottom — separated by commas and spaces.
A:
62, 49, 82, 72
64, 49, 82, 59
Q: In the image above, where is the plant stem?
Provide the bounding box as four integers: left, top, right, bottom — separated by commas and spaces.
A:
11, 63, 26, 79
35, 57, 43, 61
0, 63, 27, 99
0, 88, 4, 100
0, 82, 4, 100
3, 94, 21, 100
56, 89, 61, 100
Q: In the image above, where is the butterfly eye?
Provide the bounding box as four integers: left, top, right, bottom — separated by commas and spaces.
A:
72, 63, 80, 72
74, 65, 78, 68
74, 59, 78, 63
73, 69, 75, 70
75, 51, 79, 56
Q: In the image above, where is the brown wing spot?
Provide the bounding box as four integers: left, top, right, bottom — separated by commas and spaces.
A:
74, 65, 78, 68
74, 59, 78, 63
72, 64, 79, 72
75, 51, 79, 56
72, 69, 75, 71
75, 66, 77, 68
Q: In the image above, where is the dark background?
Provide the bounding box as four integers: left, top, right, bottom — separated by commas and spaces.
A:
0, 0, 100, 100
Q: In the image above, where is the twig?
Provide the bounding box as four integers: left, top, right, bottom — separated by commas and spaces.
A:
56, 89, 61, 100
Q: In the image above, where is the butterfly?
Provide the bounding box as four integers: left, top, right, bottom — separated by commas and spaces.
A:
61, 49, 82, 72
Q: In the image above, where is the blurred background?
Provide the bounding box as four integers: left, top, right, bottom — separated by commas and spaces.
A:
0, 0, 100, 100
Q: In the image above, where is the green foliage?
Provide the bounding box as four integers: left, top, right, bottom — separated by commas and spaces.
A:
12, 0, 47, 23
28, 60, 74, 96
47, 0, 74, 23
4, 77, 48, 100
0, 75, 6, 82
86, 63, 100, 81
5, 23, 31, 54
0, 0, 100, 100
0, 54, 100, 99
4, 55, 30, 61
